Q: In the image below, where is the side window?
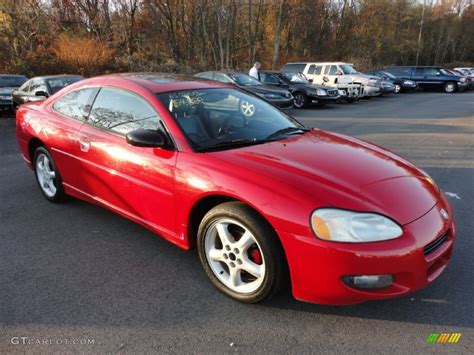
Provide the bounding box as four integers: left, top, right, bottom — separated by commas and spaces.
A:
314, 66, 322, 75
414, 68, 424, 76
213, 73, 232, 83
425, 68, 439, 76
323, 66, 330, 75
30, 79, 47, 94
307, 65, 316, 75
19, 80, 31, 92
53, 88, 98, 122
260, 73, 280, 84
329, 65, 338, 75
88, 88, 159, 135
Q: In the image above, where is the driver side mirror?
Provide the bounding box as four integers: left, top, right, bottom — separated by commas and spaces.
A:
35, 90, 48, 98
126, 129, 171, 149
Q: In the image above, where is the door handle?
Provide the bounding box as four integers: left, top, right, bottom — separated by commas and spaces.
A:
79, 137, 91, 152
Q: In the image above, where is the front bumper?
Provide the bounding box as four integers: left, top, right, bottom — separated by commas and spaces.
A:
363, 85, 382, 97
382, 86, 396, 94
269, 97, 294, 109
279, 199, 455, 305
308, 94, 340, 105
0, 97, 13, 109
457, 82, 468, 91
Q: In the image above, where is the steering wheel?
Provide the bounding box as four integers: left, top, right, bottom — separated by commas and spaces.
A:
218, 112, 247, 137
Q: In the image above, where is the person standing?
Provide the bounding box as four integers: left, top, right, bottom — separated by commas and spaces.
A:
249, 62, 261, 80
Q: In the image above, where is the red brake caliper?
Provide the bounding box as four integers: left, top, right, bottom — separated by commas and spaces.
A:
249, 247, 263, 265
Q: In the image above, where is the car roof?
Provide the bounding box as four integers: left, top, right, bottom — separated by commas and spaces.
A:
31, 74, 84, 80
283, 62, 352, 66
0, 74, 28, 78
94, 72, 231, 93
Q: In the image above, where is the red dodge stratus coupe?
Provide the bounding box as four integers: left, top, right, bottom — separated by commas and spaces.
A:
16, 73, 455, 305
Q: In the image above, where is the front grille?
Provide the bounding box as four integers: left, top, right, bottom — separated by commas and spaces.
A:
327, 90, 338, 96
424, 231, 449, 256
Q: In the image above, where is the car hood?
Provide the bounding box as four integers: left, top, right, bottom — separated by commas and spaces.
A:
0, 87, 15, 95
210, 130, 439, 225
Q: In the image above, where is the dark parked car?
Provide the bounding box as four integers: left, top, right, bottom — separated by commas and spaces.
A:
383, 66, 467, 93
0, 74, 28, 110
194, 71, 293, 109
12, 75, 84, 110
365, 70, 417, 93
259, 71, 339, 108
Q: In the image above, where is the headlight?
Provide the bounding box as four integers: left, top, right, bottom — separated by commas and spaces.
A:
369, 79, 378, 86
311, 208, 403, 243
316, 89, 327, 96
459, 77, 467, 83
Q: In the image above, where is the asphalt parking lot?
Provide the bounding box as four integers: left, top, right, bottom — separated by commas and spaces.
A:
1, 91, 473, 353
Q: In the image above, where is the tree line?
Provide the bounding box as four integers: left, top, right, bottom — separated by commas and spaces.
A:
0, 0, 472, 77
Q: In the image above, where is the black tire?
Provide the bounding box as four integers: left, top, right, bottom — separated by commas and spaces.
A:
33, 146, 66, 202
197, 201, 287, 303
293, 92, 308, 109
443, 81, 457, 93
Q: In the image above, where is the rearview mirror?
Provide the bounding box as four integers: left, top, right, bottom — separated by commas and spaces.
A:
126, 129, 170, 148
35, 90, 48, 98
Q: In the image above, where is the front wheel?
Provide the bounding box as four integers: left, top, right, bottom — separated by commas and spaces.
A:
34, 147, 65, 202
395, 84, 401, 93
197, 202, 286, 303
443, 82, 457, 93
293, 92, 308, 109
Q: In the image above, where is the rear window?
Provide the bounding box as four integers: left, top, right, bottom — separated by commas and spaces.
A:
281, 64, 307, 73
0, 76, 28, 88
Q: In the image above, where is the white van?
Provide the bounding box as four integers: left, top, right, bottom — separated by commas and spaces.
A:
282, 62, 382, 98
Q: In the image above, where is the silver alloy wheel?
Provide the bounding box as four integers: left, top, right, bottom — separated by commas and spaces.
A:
294, 94, 305, 108
204, 218, 266, 294
445, 83, 455, 93
395, 84, 401, 93
36, 153, 57, 197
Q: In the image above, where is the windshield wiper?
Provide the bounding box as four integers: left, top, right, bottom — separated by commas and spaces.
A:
196, 138, 271, 152
265, 127, 309, 140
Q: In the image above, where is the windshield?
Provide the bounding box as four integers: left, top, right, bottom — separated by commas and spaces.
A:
281, 72, 309, 84
340, 64, 357, 74
156, 88, 305, 151
0, 76, 27, 88
439, 68, 453, 76
381, 71, 396, 79
47, 76, 83, 94
230, 73, 262, 86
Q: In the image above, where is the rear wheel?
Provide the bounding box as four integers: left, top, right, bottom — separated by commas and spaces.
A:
443, 81, 456, 93
197, 202, 286, 303
394, 84, 401, 93
293, 92, 308, 109
34, 147, 65, 202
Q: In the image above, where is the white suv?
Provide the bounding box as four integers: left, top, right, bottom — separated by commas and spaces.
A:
282, 62, 382, 99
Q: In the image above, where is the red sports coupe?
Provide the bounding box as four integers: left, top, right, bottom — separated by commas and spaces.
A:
16, 73, 455, 305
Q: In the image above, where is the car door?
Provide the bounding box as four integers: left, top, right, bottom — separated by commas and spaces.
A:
423, 68, 444, 89
324, 65, 341, 86
76, 87, 177, 235
411, 68, 431, 89
47, 87, 100, 190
